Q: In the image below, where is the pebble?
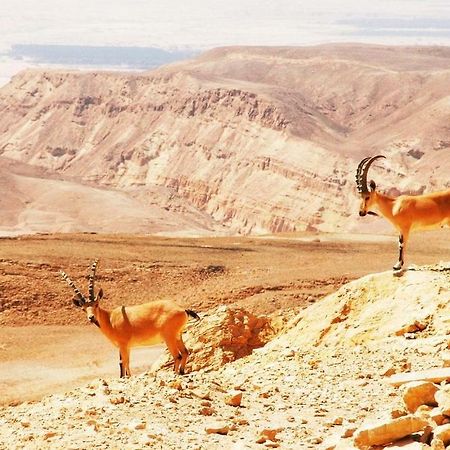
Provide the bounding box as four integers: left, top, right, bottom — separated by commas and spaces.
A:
205, 422, 230, 435
225, 391, 243, 407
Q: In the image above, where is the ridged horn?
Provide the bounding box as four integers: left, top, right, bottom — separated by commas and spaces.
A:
88, 259, 99, 302
355, 155, 385, 193
355, 157, 371, 193
60, 271, 87, 304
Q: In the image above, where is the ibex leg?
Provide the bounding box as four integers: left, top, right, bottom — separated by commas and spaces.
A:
393, 231, 408, 271
119, 347, 131, 378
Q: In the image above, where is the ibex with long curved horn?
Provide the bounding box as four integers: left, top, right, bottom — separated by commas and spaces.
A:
60, 260, 200, 377
356, 155, 450, 271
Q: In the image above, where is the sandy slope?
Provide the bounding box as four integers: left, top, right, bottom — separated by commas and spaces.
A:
0, 158, 223, 237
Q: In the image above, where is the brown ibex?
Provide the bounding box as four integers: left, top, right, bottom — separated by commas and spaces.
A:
60, 260, 199, 377
356, 155, 450, 271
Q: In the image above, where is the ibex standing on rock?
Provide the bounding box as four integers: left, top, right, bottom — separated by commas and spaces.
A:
60, 260, 199, 377
356, 155, 450, 272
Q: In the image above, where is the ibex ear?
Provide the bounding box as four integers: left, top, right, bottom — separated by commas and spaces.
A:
72, 298, 83, 308
96, 288, 103, 301
369, 180, 376, 191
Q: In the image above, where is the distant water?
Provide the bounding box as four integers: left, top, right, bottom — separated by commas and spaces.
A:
8, 44, 197, 69
0, 44, 198, 87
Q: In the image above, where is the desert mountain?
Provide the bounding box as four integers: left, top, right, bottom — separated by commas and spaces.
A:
1, 265, 449, 449
0, 44, 449, 235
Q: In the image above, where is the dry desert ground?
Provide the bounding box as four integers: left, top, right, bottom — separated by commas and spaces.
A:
0, 230, 448, 406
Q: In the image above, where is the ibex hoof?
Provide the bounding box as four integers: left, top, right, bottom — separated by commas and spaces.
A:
392, 265, 405, 277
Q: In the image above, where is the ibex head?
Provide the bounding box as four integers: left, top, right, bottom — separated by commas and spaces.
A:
60, 259, 103, 326
355, 155, 386, 216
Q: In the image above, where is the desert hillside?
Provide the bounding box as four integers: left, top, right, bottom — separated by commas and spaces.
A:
1, 264, 449, 449
1, 44, 449, 236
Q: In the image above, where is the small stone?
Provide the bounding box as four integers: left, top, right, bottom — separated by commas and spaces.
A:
396, 321, 428, 336
381, 366, 397, 377
233, 418, 249, 426
342, 427, 357, 438
44, 432, 57, 440
110, 396, 125, 405
168, 380, 182, 391
259, 428, 282, 442
199, 407, 215, 416
428, 407, 446, 426
225, 391, 243, 407
205, 422, 229, 435
283, 349, 295, 358
191, 389, 211, 400
391, 409, 408, 419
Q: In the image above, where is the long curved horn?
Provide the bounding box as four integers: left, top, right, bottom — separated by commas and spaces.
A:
355, 157, 371, 193
60, 271, 87, 304
88, 259, 99, 302
356, 155, 386, 193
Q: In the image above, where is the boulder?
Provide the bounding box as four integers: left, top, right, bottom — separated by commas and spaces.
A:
402, 382, 438, 412
353, 415, 428, 448
387, 369, 450, 387
153, 306, 275, 372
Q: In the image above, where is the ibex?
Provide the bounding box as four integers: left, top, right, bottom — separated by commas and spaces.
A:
60, 260, 199, 377
356, 155, 450, 271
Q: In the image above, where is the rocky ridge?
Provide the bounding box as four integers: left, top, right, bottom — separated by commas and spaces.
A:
1, 264, 449, 449
1, 44, 450, 235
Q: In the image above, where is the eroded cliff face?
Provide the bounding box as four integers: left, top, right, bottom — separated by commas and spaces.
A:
0, 44, 449, 235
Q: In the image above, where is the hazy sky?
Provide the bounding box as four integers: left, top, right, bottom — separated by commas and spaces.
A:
0, 0, 450, 51
0, 0, 449, 85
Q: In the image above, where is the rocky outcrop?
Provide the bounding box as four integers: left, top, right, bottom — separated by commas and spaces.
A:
276, 265, 450, 349
153, 305, 276, 373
